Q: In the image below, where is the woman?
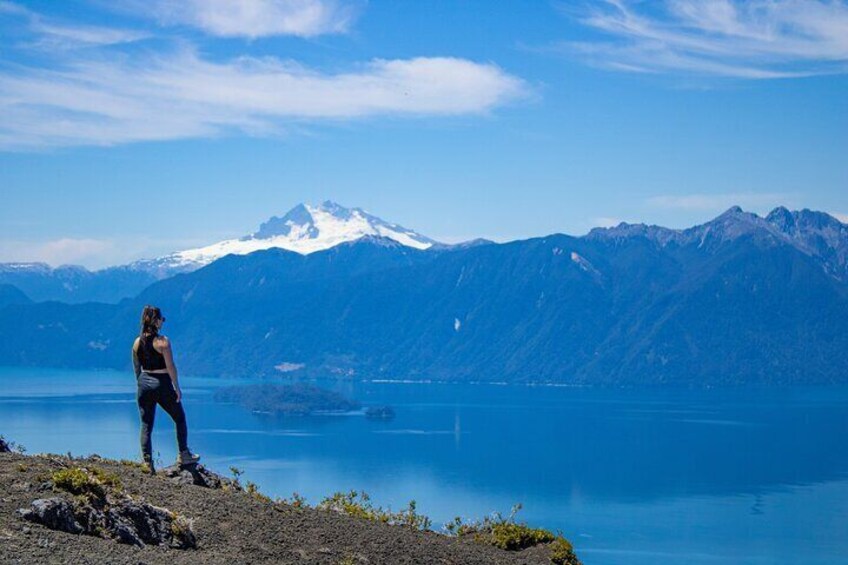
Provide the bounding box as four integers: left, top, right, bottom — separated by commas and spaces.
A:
132, 305, 200, 474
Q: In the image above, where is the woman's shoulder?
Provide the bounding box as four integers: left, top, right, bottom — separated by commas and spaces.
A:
153, 335, 171, 348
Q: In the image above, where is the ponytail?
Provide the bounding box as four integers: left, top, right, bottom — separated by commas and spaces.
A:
139, 305, 163, 343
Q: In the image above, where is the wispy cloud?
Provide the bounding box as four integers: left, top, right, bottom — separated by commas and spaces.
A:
0, 48, 526, 149
29, 22, 149, 48
0, 234, 234, 269
0, 237, 115, 267
646, 192, 792, 212
554, 0, 848, 78
834, 213, 848, 224
592, 216, 624, 228
143, 0, 361, 38
0, 1, 526, 150
1, 1, 148, 48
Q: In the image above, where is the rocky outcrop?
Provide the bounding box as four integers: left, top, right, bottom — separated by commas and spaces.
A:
15, 462, 196, 549
0, 437, 10, 453
18, 498, 82, 534
160, 463, 241, 491
19, 496, 195, 548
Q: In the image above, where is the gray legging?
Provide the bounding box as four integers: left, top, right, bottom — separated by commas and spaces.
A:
137, 371, 188, 459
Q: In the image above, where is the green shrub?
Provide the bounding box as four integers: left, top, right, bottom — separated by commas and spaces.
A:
490, 521, 556, 550
50, 466, 121, 502
51, 467, 107, 500
549, 537, 580, 565
89, 467, 122, 489
445, 504, 581, 565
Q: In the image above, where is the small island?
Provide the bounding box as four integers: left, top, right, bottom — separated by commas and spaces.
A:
213, 383, 360, 415
365, 406, 396, 420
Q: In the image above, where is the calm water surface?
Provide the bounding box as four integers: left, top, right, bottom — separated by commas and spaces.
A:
2, 367, 847, 565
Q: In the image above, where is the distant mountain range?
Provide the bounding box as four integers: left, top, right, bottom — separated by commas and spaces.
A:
0, 201, 440, 303
1, 205, 846, 386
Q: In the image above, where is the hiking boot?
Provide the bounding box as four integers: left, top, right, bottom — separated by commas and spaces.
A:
142, 456, 156, 475
178, 449, 201, 466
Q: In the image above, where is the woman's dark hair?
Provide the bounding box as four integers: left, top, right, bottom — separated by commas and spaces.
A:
139, 305, 164, 341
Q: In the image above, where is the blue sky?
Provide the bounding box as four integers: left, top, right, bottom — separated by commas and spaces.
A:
0, 0, 846, 268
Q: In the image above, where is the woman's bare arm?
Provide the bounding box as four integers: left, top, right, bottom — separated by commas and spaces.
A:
132, 337, 141, 378
157, 336, 182, 402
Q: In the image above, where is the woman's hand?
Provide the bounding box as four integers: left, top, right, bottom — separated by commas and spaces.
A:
174, 385, 182, 403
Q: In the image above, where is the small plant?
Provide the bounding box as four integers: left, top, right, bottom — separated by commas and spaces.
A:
51, 467, 108, 501
490, 521, 555, 550
549, 537, 580, 565
17, 463, 28, 472
392, 500, 432, 531
229, 466, 244, 488
246, 481, 272, 503
50, 465, 122, 504
317, 491, 432, 531
90, 467, 122, 489
165, 510, 197, 549
319, 491, 380, 521
119, 459, 146, 471
444, 504, 581, 565
169, 511, 192, 537
282, 492, 308, 509
338, 555, 357, 565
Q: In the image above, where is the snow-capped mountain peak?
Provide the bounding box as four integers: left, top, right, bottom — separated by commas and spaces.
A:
141, 201, 438, 272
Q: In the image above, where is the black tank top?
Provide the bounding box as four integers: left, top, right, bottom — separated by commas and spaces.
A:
138, 334, 167, 371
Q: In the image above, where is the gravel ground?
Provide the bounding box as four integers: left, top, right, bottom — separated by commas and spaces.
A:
1, 451, 556, 565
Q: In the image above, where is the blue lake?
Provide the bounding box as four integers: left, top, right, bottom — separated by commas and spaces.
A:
2, 366, 848, 564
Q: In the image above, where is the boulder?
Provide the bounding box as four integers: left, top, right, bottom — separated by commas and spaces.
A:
18, 498, 83, 535
18, 496, 195, 549
107, 500, 196, 548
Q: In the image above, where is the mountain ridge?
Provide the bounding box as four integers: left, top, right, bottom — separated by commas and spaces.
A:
2, 205, 847, 386
0, 201, 443, 303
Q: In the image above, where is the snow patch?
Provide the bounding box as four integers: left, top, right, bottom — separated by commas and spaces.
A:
157, 201, 437, 270
570, 251, 600, 276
